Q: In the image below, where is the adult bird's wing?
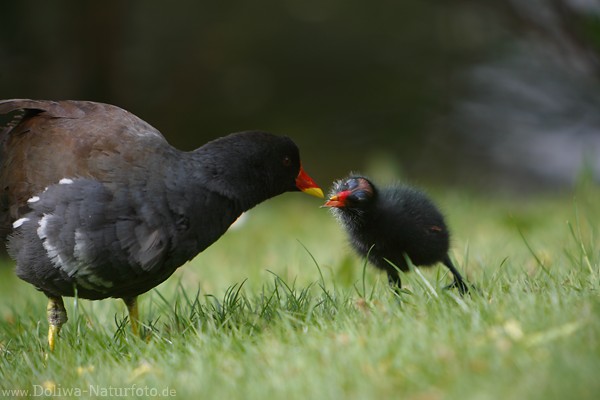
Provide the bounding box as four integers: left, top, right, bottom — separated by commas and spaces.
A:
0, 99, 169, 244
9, 178, 173, 299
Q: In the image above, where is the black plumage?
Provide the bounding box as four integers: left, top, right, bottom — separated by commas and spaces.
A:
0, 99, 323, 349
324, 175, 468, 294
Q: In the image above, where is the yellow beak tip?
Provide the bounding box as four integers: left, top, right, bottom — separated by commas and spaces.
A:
302, 187, 325, 199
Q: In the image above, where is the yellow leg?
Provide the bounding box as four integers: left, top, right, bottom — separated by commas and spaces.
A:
46, 297, 68, 351
123, 297, 139, 336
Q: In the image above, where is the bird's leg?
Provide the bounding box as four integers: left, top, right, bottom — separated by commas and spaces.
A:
47, 296, 68, 351
123, 296, 140, 336
442, 255, 469, 295
386, 270, 402, 292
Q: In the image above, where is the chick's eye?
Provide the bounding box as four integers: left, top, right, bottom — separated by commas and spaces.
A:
282, 156, 292, 167
349, 190, 370, 203
346, 179, 359, 190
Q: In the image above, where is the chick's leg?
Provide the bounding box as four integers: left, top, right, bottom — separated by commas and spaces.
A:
442, 255, 469, 295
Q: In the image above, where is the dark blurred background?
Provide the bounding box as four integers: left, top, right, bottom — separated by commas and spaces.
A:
2, 0, 599, 193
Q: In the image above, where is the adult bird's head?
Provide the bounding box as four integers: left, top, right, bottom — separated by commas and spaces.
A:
197, 131, 323, 207
323, 176, 375, 209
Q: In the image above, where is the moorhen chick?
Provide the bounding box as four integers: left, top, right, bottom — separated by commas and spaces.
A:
0, 99, 324, 350
324, 175, 468, 294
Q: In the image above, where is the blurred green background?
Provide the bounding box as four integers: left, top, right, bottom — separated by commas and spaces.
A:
1, 0, 599, 191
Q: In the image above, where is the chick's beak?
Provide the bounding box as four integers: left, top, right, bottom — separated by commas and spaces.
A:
295, 166, 324, 198
323, 191, 349, 208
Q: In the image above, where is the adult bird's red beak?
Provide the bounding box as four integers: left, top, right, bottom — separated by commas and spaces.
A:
295, 165, 324, 198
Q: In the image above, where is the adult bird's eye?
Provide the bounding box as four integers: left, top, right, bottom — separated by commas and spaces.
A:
282, 156, 292, 167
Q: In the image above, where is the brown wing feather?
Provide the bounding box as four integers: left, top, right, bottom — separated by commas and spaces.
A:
0, 99, 168, 243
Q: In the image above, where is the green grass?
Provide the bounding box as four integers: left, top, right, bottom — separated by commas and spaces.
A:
0, 185, 599, 399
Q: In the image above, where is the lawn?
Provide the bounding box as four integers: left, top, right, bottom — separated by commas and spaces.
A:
0, 182, 598, 399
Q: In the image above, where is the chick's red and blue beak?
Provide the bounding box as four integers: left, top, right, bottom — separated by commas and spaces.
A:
323, 190, 351, 208
295, 165, 324, 198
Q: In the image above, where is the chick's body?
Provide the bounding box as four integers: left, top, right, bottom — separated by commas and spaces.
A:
326, 176, 467, 292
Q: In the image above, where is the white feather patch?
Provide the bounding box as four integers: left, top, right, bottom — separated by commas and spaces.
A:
38, 214, 67, 271
27, 196, 40, 203
59, 178, 74, 185
37, 214, 49, 240
12, 217, 30, 229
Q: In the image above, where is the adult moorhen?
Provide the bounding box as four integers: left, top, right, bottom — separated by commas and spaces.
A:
324, 175, 468, 294
0, 99, 324, 350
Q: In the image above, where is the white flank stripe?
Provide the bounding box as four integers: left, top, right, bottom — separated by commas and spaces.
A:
38, 214, 67, 272
12, 217, 30, 229
37, 214, 50, 240
27, 196, 40, 203
59, 178, 74, 185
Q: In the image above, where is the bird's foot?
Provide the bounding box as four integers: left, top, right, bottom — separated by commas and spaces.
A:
46, 297, 68, 351
444, 279, 470, 296
48, 324, 61, 352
